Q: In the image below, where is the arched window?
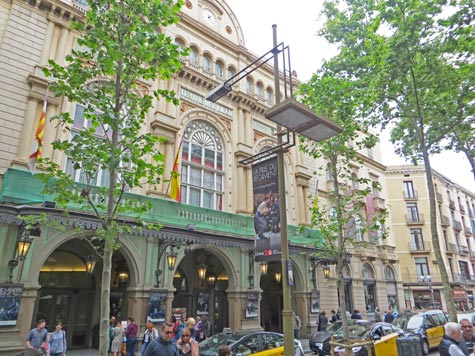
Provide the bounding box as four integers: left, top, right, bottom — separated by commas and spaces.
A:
384, 266, 395, 280
256, 83, 263, 99
181, 120, 224, 210
227, 67, 236, 79
246, 77, 253, 94
362, 263, 375, 279
189, 47, 198, 66
215, 61, 224, 79
202, 54, 211, 73
266, 88, 273, 105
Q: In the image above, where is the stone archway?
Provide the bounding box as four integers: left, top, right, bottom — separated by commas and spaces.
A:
172, 246, 238, 334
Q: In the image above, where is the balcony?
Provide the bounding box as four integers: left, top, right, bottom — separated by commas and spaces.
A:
373, 196, 385, 210
454, 273, 468, 283
458, 245, 469, 256
406, 213, 425, 225
468, 275, 475, 285
468, 209, 474, 218
460, 205, 466, 214
446, 243, 458, 254
440, 215, 450, 227
408, 241, 431, 254
449, 200, 456, 210
453, 220, 463, 231
465, 226, 473, 236
403, 190, 418, 201
436, 191, 443, 203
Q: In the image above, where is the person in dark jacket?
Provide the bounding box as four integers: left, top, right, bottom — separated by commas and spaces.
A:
459, 319, 475, 356
350, 309, 362, 320
439, 322, 469, 356
125, 317, 138, 356
143, 322, 178, 356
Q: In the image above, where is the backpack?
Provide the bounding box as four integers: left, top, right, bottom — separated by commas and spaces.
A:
176, 323, 185, 339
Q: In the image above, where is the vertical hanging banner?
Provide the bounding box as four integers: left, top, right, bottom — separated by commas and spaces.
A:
252, 156, 281, 262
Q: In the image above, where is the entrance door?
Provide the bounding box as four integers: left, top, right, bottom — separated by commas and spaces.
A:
37, 290, 95, 348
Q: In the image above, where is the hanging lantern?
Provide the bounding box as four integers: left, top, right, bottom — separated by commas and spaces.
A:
198, 263, 207, 280
85, 255, 96, 274
260, 262, 268, 274
275, 271, 282, 283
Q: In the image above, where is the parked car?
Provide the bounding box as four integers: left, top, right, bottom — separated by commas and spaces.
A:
311, 321, 403, 356
309, 319, 368, 355
392, 309, 448, 355
199, 329, 304, 356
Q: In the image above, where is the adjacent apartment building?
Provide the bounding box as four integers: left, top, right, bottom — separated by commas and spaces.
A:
386, 165, 475, 312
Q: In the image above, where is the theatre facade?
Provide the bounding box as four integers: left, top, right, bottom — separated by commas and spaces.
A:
0, 0, 403, 353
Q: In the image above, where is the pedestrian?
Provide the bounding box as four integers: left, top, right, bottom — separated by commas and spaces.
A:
330, 310, 338, 323
176, 327, 199, 356
350, 309, 362, 320
218, 345, 232, 356
111, 321, 125, 356
293, 312, 302, 339
319, 311, 328, 331
336, 309, 341, 320
143, 322, 178, 356
195, 316, 202, 341
125, 317, 138, 356
109, 317, 116, 353
201, 315, 211, 340
48, 321, 67, 356
141, 319, 159, 355
439, 322, 472, 356
186, 317, 197, 340
25, 319, 48, 353
384, 309, 394, 323
374, 307, 382, 322
459, 319, 475, 356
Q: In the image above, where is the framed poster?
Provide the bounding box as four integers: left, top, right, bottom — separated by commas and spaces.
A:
0, 284, 22, 326
197, 292, 209, 315
245, 292, 258, 318
286, 260, 294, 287
311, 289, 320, 314
147, 292, 167, 323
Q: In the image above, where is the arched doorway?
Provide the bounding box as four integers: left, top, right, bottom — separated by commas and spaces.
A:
362, 263, 377, 313
36, 240, 131, 349
37, 249, 95, 349
172, 249, 229, 334
260, 261, 283, 332
338, 265, 353, 313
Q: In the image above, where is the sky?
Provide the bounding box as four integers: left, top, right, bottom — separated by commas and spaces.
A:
226, 0, 475, 192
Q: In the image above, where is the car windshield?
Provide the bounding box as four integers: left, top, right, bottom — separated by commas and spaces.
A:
334, 324, 370, 339
199, 333, 239, 356
328, 322, 342, 332
406, 316, 424, 330
393, 316, 410, 329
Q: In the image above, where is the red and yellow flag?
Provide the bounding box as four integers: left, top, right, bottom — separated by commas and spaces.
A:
170, 139, 183, 202
28, 96, 47, 173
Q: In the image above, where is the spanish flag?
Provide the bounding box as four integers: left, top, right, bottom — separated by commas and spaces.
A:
170, 139, 183, 202
28, 95, 48, 173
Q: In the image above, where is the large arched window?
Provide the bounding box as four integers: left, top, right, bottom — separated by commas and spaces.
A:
181, 120, 224, 210
189, 47, 199, 66
215, 61, 224, 79
202, 54, 211, 73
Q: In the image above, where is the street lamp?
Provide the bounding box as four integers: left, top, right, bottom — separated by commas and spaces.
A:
206, 26, 342, 356
420, 275, 435, 307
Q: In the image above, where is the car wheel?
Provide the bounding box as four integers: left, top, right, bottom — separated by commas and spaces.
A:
421, 340, 429, 355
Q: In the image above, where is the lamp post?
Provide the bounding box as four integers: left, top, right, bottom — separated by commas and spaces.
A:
420, 275, 435, 307
206, 26, 342, 356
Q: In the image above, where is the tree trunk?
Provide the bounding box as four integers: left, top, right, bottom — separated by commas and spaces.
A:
99, 242, 113, 355
421, 148, 457, 321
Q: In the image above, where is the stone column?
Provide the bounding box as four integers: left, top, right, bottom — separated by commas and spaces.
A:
54, 27, 69, 65
15, 99, 39, 164
39, 21, 55, 67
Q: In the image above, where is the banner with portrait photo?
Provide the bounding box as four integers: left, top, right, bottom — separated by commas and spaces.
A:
245, 292, 258, 318
0, 284, 23, 326
147, 292, 167, 323
252, 156, 281, 262
197, 292, 209, 315
311, 289, 320, 314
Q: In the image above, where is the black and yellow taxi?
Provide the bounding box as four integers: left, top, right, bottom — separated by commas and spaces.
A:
199, 329, 304, 356
392, 309, 448, 355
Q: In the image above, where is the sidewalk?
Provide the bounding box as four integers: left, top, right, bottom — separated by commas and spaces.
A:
66, 338, 312, 356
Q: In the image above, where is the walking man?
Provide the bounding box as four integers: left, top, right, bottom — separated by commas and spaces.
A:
143, 322, 178, 356
25, 319, 47, 353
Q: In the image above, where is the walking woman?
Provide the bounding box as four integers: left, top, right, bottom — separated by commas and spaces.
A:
111, 321, 125, 356
48, 322, 67, 356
